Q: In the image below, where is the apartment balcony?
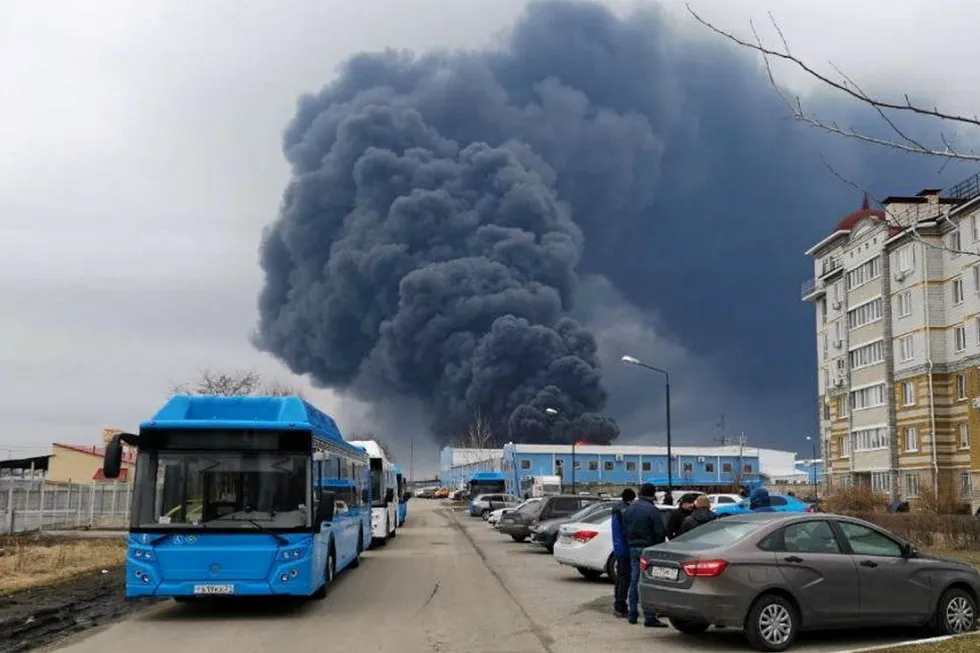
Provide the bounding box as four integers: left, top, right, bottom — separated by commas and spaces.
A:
819, 256, 843, 279
801, 278, 826, 301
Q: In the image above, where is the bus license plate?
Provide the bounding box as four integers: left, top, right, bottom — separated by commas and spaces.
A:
193, 584, 235, 595
648, 566, 678, 581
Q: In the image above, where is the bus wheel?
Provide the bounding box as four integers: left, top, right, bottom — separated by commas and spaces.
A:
350, 531, 362, 569
312, 547, 334, 600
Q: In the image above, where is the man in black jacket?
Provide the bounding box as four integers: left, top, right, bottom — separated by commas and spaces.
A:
623, 483, 667, 627
680, 495, 717, 534
666, 493, 699, 540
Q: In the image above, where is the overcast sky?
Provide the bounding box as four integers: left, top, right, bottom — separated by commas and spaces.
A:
3, 0, 979, 473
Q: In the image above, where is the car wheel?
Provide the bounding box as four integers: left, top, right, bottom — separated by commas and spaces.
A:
576, 567, 603, 581
933, 587, 977, 635
670, 618, 711, 635
480, 508, 490, 517
511, 534, 527, 542
744, 593, 798, 652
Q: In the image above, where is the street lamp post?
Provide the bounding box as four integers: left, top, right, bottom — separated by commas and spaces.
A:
621, 355, 673, 504
805, 435, 818, 498
545, 407, 574, 494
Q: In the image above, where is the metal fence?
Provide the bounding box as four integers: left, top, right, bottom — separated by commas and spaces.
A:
0, 480, 131, 534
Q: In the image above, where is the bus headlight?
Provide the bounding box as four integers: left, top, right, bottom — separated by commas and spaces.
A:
281, 548, 304, 560
132, 549, 155, 562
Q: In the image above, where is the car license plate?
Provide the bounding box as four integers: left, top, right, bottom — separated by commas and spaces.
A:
648, 566, 678, 581
193, 584, 235, 595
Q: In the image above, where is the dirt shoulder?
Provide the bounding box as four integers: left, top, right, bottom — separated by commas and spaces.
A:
869, 632, 980, 653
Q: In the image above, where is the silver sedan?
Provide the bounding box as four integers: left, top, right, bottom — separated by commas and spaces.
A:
638, 512, 979, 652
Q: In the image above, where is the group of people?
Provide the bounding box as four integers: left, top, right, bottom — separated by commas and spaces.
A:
608, 484, 775, 625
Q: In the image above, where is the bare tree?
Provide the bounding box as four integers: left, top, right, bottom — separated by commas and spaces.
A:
685, 4, 980, 163
171, 368, 305, 398
450, 409, 496, 449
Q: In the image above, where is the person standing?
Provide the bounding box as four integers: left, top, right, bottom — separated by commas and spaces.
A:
666, 493, 699, 540
680, 495, 717, 534
623, 483, 667, 627
610, 488, 636, 618
749, 487, 774, 512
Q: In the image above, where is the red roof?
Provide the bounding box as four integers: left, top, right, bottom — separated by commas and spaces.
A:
832, 193, 885, 232
53, 442, 137, 465
93, 467, 129, 481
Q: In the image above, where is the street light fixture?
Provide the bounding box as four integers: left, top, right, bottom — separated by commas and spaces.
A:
544, 407, 575, 494
620, 354, 673, 504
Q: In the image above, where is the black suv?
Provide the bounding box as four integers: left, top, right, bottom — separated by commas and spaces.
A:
498, 495, 600, 542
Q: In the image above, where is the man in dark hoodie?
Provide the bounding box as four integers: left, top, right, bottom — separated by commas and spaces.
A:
749, 487, 775, 512
610, 488, 636, 618
680, 494, 717, 534
623, 483, 667, 627
666, 493, 700, 540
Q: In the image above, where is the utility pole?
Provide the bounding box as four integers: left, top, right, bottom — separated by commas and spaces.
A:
409, 435, 415, 482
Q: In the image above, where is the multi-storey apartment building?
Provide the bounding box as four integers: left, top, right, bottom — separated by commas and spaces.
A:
803, 173, 980, 513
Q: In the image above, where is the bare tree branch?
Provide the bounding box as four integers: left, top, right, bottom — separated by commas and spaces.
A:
685, 4, 980, 162
348, 432, 396, 462
170, 369, 306, 398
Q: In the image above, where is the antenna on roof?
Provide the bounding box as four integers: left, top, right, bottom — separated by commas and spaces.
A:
861, 192, 870, 211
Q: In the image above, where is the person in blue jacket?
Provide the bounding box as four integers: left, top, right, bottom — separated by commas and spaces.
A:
623, 483, 667, 627
749, 486, 774, 512
610, 488, 636, 618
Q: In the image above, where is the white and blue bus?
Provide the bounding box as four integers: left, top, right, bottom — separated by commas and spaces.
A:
348, 440, 398, 546
101, 395, 372, 600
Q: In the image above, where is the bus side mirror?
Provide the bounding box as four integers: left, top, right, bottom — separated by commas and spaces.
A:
384, 488, 394, 504
103, 432, 139, 479
316, 491, 336, 524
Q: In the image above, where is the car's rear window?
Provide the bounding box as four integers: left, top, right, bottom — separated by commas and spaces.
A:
580, 506, 614, 524
669, 519, 766, 546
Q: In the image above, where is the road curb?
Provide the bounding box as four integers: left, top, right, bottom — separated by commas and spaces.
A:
829, 631, 979, 653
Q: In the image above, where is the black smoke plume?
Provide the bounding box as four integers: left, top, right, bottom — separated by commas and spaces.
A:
257, 0, 971, 448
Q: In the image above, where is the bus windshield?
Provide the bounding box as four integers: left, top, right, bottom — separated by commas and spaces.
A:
370, 459, 384, 506
469, 480, 505, 496
132, 443, 311, 531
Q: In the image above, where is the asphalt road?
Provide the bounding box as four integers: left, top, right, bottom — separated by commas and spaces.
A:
49, 501, 934, 653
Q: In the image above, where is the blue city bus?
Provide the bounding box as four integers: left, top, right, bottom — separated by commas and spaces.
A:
101, 395, 372, 601
394, 464, 408, 527
468, 471, 506, 497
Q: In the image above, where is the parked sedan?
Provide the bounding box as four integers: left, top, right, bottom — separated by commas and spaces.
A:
530, 500, 617, 552
638, 512, 980, 652
488, 497, 542, 527
713, 493, 814, 516
554, 505, 678, 581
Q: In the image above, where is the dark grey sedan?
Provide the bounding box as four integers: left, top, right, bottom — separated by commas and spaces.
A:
637, 512, 979, 652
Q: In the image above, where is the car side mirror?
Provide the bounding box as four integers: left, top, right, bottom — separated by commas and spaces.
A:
903, 543, 918, 558
384, 488, 395, 504
315, 491, 336, 524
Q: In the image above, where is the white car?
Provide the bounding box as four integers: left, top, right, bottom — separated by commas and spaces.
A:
489, 497, 542, 527
554, 505, 677, 581
708, 493, 743, 508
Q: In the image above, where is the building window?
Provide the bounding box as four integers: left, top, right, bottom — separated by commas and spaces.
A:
836, 396, 848, 419
976, 317, 980, 345
896, 245, 915, 272
641, 461, 651, 472
587, 460, 598, 471
957, 374, 967, 400
897, 291, 912, 318
743, 464, 752, 473
554, 461, 563, 475
846, 257, 881, 290
722, 463, 732, 473
847, 298, 883, 330
955, 326, 967, 353
902, 381, 916, 406
626, 461, 636, 472
850, 384, 886, 410
852, 427, 889, 452
520, 459, 531, 470
974, 265, 980, 293
849, 339, 884, 369
705, 462, 715, 473
603, 461, 614, 472
841, 436, 851, 458
962, 472, 973, 497
953, 277, 965, 304
950, 228, 962, 253
959, 423, 971, 450
871, 472, 892, 493
573, 460, 582, 471
903, 426, 918, 452
906, 473, 920, 498
973, 216, 980, 241
899, 335, 914, 362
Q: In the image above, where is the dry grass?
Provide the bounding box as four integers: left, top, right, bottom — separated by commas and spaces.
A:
0, 536, 127, 595
872, 632, 980, 653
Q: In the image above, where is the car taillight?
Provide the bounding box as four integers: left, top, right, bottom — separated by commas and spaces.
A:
639, 555, 649, 571
572, 530, 599, 543
681, 560, 728, 577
